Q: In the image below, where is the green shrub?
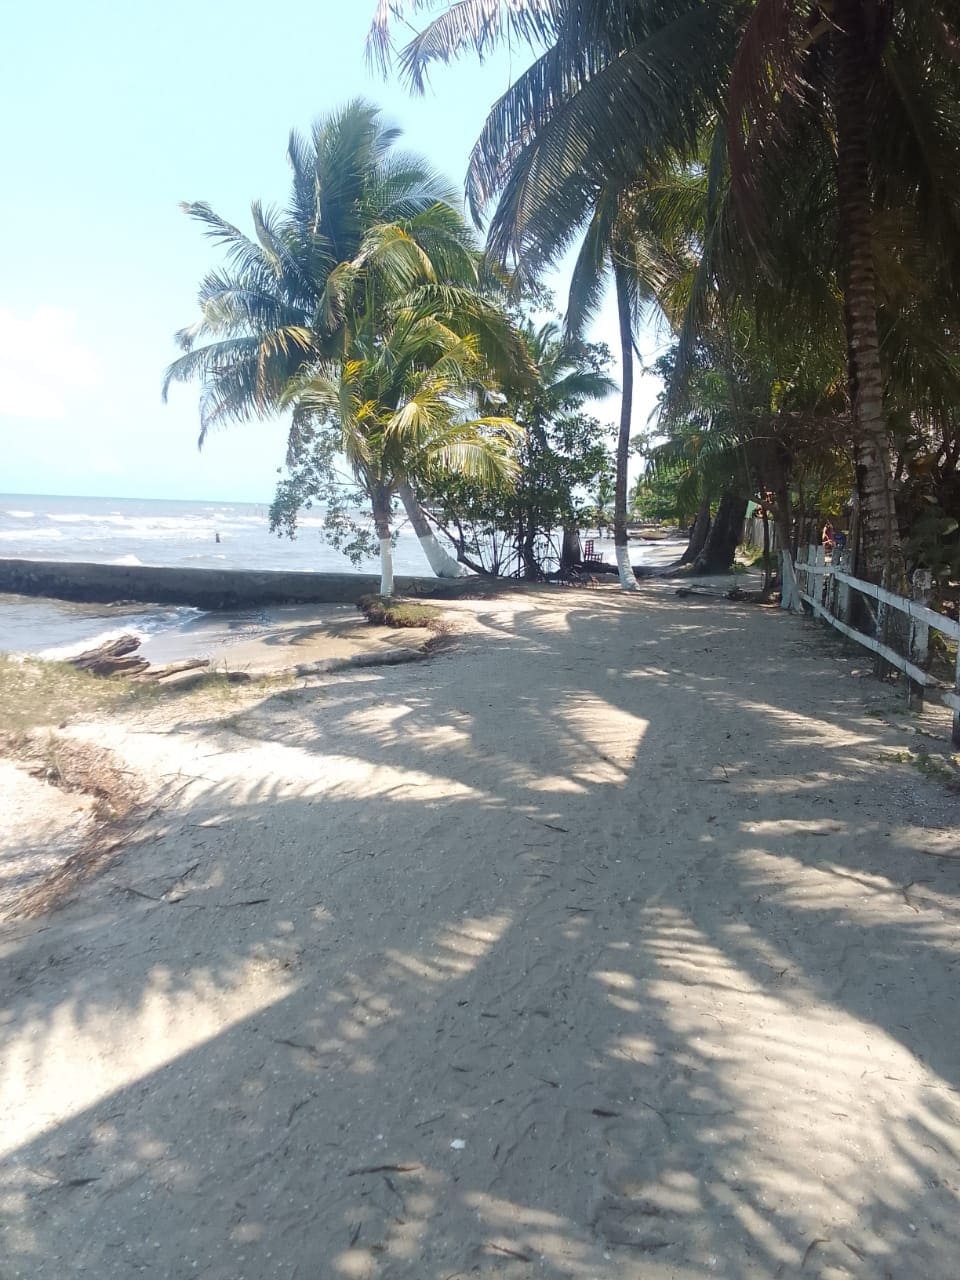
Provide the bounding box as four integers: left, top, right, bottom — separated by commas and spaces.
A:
356, 595, 445, 630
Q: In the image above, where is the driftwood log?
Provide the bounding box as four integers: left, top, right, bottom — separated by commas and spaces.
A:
136, 657, 211, 682
67, 634, 150, 677
66, 637, 218, 682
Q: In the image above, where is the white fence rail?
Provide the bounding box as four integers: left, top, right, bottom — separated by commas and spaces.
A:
790, 545, 960, 746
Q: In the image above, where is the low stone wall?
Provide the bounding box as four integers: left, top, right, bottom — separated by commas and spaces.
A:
0, 559, 495, 610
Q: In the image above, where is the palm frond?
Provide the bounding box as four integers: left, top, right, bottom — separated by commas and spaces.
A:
367, 0, 558, 84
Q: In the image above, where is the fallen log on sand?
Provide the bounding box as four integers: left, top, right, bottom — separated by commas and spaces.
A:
67, 638, 220, 682
66, 635, 150, 677
135, 657, 211, 682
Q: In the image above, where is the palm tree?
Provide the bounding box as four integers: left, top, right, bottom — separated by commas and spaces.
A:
284, 310, 521, 593
164, 100, 525, 583
370, 4, 740, 591
371, 1, 960, 590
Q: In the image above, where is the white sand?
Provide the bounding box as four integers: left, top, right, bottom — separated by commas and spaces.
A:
1, 583, 959, 1278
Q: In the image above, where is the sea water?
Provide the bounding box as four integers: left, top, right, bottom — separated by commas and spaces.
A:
0, 494, 624, 657
0, 494, 419, 658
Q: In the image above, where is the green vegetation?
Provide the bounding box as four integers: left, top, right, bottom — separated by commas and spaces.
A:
162, 8, 960, 604
422, 318, 616, 578
884, 748, 960, 792
0, 655, 138, 741
0, 655, 266, 744
367, 1, 960, 603
167, 102, 528, 595
356, 595, 445, 630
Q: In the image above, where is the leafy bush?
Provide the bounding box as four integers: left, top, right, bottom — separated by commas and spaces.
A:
356, 596, 444, 630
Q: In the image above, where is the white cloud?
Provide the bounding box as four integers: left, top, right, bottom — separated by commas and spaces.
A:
0, 306, 103, 419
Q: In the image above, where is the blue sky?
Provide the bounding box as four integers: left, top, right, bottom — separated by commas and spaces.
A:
0, 3, 664, 502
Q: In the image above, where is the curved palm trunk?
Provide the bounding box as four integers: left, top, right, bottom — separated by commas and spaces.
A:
613, 263, 639, 592
398, 481, 470, 578
831, 0, 904, 592
371, 484, 394, 597
694, 493, 748, 572
680, 496, 711, 565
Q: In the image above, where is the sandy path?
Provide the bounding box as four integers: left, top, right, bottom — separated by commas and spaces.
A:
2, 585, 959, 1279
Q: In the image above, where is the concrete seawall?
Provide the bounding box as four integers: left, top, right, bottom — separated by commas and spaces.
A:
0, 558, 498, 609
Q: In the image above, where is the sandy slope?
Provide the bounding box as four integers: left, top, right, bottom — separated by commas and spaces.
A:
1, 584, 959, 1279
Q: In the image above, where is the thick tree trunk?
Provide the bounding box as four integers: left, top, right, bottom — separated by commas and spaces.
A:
398, 481, 470, 578
520, 528, 540, 580
560, 526, 582, 571
613, 263, 639, 592
694, 493, 748, 573
831, 1, 904, 592
680, 497, 711, 565
372, 485, 394, 596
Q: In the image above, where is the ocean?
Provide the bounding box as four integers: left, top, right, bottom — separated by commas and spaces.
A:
0, 494, 623, 659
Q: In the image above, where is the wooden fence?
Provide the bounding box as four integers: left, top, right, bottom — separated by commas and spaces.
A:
789, 545, 960, 746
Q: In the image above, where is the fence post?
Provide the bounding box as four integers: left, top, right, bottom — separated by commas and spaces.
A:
805, 544, 816, 610
907, 570, 931, 712
953, 645, 960, 748
792, 547, 805, 609
837, 546, 852, 624
812, 544, 825, 618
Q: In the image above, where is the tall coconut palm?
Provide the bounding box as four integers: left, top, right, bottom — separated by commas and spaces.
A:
371, 2, 740, 590
164, 99, 526, 582
562, 181, 691, 590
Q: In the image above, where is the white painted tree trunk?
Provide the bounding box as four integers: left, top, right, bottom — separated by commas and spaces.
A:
398, 483, 469, 578
613, 263, 640, 595
379, 537, 394, 597
418, 529, 469, 577
616, 543, 639, 592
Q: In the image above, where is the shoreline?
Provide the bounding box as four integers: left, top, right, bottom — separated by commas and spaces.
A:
0, 542, 690, 663
0, 556, 496, 610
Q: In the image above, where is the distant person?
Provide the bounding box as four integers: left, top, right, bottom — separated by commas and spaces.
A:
215, 531, 221, 544
821, 521, 836, 553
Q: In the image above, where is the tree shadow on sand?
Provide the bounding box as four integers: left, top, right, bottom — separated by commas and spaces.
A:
2, 590, 959, 1278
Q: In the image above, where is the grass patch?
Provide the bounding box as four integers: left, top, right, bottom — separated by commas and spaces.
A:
0, 654, 266, 746
884, 746, 960, 791
929, 632, 958, 684
0, 654, 150, 742
737, 545, 778, 570
356, 594, 445, 631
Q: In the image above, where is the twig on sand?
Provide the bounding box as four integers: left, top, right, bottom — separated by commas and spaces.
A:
271, 1037, 326, 1059
119, 886, 268, 909
35, 1176, 101, 1192
489, 1244, 533, 1262
801, 1238, 830, 1269
901, 880, 933, 912
523, 815, 569, 833
414, 1113, 445, 1128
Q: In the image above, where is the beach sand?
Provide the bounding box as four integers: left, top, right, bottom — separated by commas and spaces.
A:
2, 582, 959, 1278
145, 602, 440, 673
